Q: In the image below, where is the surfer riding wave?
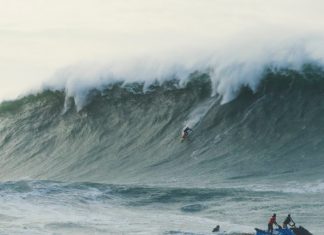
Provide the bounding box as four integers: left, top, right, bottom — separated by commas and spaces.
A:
181, 127, 193, 141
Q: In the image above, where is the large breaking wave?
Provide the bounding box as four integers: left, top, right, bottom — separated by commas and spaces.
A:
1, 64, 324, 186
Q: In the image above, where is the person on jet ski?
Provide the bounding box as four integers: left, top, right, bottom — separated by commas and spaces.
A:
212, 225, 220, 232
282, 214, 295, 228
268, 214, 279, 234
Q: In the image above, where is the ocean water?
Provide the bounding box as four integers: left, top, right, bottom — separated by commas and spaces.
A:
0, 180, 322, 235
0, 66, 324, 234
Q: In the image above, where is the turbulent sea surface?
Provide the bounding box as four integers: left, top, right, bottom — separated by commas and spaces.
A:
0, 65, 324, 234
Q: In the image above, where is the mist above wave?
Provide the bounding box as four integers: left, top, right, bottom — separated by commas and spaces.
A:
41, 32, 324, 110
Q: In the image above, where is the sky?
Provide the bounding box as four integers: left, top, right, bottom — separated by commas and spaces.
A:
1, 0, 324, 101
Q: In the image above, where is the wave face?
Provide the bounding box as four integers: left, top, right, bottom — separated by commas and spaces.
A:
1, 64, 324, 186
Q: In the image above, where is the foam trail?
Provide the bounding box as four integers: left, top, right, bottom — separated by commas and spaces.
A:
184, 97, 219, 129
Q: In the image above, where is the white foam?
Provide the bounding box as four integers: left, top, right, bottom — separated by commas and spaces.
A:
245, 181, 324, 194
184, 97, 219, 130
2, 0, 324, 106
39, 31, 324, 110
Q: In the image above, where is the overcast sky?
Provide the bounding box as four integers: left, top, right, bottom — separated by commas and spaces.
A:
1, 0, 324, 100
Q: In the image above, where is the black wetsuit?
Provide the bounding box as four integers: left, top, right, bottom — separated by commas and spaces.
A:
283, 216, 294, 228
183, 127, 192, 135
284, 217, 292, 224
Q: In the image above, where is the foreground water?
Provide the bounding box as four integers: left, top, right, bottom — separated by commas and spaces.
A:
0, 180, 322, 235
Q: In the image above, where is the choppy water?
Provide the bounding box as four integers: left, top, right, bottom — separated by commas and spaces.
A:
0, 180, 322, 235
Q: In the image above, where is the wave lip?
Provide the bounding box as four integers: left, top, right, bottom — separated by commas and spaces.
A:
35, 33, 324, 110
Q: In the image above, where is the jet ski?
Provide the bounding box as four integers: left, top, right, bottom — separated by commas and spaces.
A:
291, 226, 312, 235
255, 226, 312, 235
255, 227, 294, 235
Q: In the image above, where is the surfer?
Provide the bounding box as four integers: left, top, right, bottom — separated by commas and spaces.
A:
268, 214, 279, 234
282, 214, 295, 228
181, 127, 192, 140
212, 225, 220, 232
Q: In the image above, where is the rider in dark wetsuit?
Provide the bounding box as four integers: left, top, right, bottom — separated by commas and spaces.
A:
182, 127, 192, 138
283, 214, 295, 228
212, 225, 220, 232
